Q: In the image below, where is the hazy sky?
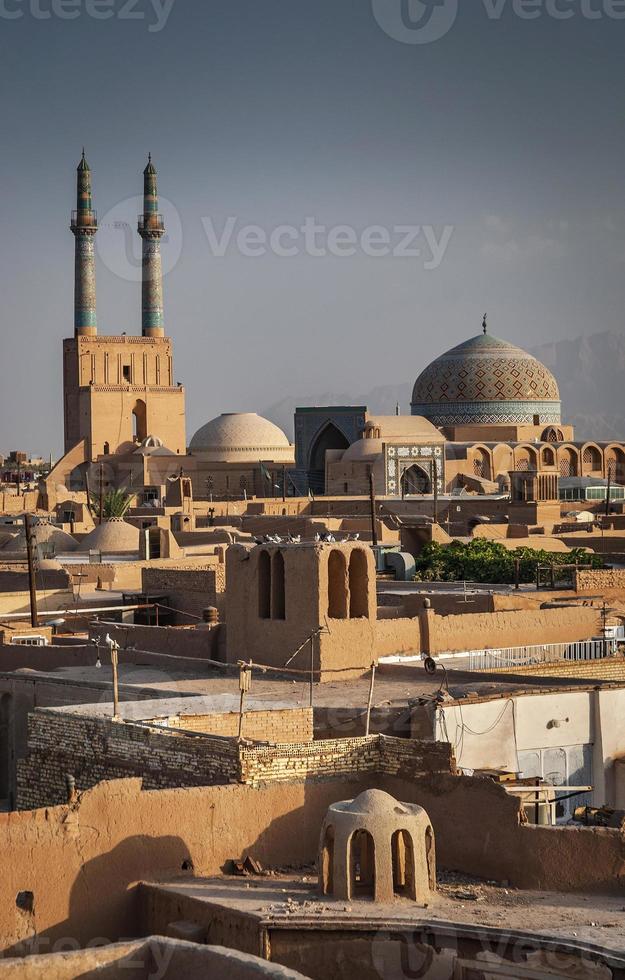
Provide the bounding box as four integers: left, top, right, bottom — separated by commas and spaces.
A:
1, 0, 624, 455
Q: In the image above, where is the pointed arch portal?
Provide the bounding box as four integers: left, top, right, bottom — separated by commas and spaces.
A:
308, 422, 350, 494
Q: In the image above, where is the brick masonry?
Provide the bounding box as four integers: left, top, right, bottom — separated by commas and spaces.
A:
238, 735, 454, 787
16, 708, 454, 809
575, 568, 625, 592
142, 564, 226, 619
17, 710, 239, 811
160, 707, 313, 743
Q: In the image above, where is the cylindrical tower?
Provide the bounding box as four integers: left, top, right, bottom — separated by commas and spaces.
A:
138, 155, 165, 338
70, 150, 98, 337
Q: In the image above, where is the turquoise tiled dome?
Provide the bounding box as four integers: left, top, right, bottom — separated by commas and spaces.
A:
411, 331, 561, 426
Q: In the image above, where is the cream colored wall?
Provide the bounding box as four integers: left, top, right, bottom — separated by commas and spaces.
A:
0, 590, 75, 616
75, 336, 174, 388
63, 335, 186, 460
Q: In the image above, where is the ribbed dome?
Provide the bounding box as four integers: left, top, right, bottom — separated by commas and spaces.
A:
188, 413, 293, 463
134, 435, 176, 457
411, 331, 561, 427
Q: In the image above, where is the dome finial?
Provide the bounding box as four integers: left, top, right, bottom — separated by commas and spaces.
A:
482, 313, 488, 335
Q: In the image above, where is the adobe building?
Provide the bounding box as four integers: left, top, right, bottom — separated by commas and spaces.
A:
226, 542, 377, 679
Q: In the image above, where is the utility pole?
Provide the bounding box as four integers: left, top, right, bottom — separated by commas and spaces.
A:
282, 464, 287, 503
368, 468, 378, 549
365, 662, 377, 737
309, 633, 315, 707
103, 634, 121, 721
237, 661, 252, 741
23, 514, 39, 628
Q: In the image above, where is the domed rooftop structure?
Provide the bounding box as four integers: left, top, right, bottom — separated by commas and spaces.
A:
77, 518, 140, 556
133, 435, 176, 457
411, 320, 561, 427
188, 413, 294, 463
0, 520, 79, 556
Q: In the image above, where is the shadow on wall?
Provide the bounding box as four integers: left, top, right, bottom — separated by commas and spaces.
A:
4, 835, 195, 959
229, 779, 370, 878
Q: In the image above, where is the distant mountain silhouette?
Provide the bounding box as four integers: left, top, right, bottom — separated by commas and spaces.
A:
263, 330, 625, 442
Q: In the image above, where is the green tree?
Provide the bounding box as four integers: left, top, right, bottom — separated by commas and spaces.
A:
90, 489, 132, 520
413, 538, 602, 585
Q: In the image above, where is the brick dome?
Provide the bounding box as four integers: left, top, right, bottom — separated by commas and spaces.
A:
188, 413, 294, 463
411, 330, 561, 427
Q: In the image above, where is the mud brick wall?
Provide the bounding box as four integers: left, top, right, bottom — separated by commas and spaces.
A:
575, 568, 625, 592
142, 564, 226, 620
16, 710, 239, 810
170, 707, 313, 743
238, 734, 454, 786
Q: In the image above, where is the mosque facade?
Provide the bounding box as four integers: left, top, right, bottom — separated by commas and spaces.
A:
46, 158, 625, 508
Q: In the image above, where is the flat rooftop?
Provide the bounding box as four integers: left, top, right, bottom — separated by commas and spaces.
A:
5, 658, 625, 716
142, 872, 625, 952
52, 693, 306, 722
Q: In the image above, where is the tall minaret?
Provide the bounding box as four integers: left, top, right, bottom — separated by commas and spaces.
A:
70, 150, 98, 336
138, 155, 165, 338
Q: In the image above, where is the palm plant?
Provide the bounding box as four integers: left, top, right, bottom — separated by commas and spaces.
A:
90, 489, 132, 520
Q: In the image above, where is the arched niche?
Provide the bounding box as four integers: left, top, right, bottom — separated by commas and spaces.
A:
328, 549, 348, 619
349, 549, 369, 619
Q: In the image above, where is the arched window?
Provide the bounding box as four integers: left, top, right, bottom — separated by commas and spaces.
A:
392, 829, 416, 899
542, 426, 564, 443
349, 829, 375, 899
321, 825, 335, 896
472, 448, 491, 480
542, 447, 555, 467
349, 549, 369, 619
103, 442, 110, 456
272, 551, 286, 620
132, 399, 147, 442
328, 549, 348, 619
559, 448, 578, 477
425, 825, 436, 891
258, 550, 271, 619
583, 446, 602, 472
606, 449, 625, 482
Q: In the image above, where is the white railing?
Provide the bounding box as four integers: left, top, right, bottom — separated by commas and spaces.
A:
466, 638, 613, 672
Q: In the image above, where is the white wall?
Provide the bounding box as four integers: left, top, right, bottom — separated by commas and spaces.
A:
439, 688, 625, 808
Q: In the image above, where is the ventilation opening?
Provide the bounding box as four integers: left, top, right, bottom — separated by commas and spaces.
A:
349, 549, 369, 619
15, 891, 34, 913
272, 551, 286, 620
392, 829, 415, 898
321, 825, 335, 895
258, 550, 271, 619
132, 399, 147, 442
350, 830, 375, 900
328, 549, 348, 619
